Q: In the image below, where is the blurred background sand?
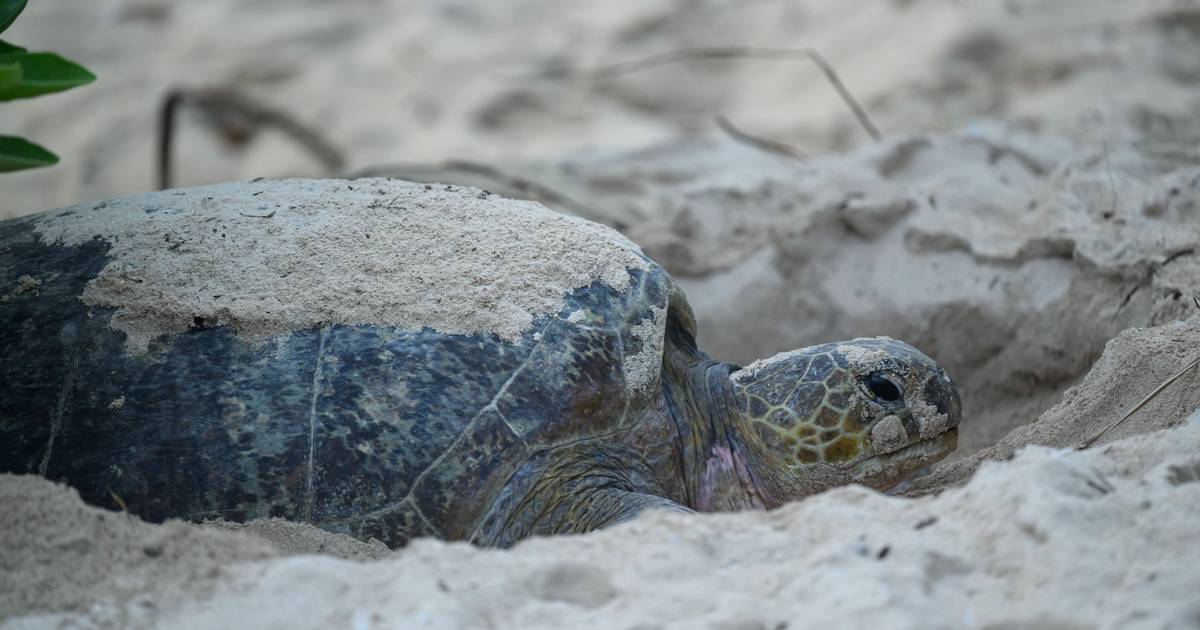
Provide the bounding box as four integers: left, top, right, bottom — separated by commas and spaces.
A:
5, 0, 1196, 216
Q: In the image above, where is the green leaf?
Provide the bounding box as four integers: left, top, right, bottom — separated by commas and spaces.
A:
0, 135, 58, 172
0, 51, 94, 100
0, 61, 18, 90
0, 0, 26, 35
0, 39, 24, 55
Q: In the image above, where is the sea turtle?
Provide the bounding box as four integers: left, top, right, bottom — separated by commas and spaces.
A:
0, 179, 961, 548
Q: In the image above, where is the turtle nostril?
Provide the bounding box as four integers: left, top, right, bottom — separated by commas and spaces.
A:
925, 375, 962, 428
945, 394, 962, 428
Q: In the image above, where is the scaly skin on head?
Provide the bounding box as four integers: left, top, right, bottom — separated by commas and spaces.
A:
723, 337, 962, 503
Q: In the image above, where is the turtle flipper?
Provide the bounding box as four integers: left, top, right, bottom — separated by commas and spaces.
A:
474, 488, 692, 546
552, 489, 693, 534
494, 485, 692, 543
474, 444, 693, 546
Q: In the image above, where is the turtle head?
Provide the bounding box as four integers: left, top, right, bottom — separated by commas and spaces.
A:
729, 337, 961, 503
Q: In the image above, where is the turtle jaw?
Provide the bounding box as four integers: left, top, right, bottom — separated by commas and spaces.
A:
875, 427, 958, 463
746, 426, 958, 502
851, 427, 958, 492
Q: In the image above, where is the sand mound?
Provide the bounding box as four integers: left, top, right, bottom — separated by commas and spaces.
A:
0, 474, 276, 625
4, 413, 1198, 628
909, 317, 1200, 494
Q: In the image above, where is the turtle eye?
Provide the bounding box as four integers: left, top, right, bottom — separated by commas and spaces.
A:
866, 373, 902, 403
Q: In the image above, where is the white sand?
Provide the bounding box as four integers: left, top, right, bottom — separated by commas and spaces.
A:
1, 0, 984, 217
908, 317, 1200, 494
3, 0, 1200, 627
3, 0, 1195, 221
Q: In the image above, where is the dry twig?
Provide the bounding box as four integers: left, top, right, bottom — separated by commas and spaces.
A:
531, 46, 881, 142
714, 115, 805, 159
1077, 355, 1200, 449
157, 88, 345, 190
107, 487, 129, 513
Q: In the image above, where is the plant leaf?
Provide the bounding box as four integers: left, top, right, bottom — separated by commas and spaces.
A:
0, 0, 26, 35
0, 61, 18, 89
0, 39, 24, 55
0, 51, 95, 100
0, 135, 58, 172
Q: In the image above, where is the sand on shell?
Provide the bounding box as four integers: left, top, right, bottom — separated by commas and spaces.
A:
30, 179, 648, 355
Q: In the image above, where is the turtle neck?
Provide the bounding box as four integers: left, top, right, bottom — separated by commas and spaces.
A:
659, 360, 778, 512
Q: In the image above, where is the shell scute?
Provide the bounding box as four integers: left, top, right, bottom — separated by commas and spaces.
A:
494, 319, 627, 447
412, 408, 529, 539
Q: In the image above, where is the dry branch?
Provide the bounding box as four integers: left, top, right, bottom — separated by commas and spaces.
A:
531, 46, 882, 142
157, 88, 345, 190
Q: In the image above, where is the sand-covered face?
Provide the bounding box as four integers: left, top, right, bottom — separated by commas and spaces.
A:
730, 337, 961, 500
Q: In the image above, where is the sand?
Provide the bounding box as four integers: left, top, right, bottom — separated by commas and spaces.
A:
3, 0, 1200, 627
5, 178, 1200, 626
909, 317, 1200, 495
0, 0, 981, 217
4, 0, 1197, 221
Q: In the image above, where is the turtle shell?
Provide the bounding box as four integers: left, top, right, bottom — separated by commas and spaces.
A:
0, 179, 679, 547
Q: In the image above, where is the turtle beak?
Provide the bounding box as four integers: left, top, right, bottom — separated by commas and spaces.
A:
924, 371, 962, 430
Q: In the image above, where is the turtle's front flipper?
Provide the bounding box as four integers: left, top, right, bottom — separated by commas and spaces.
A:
478, 485, 692, 547
547, 488, 694, 535
474, 445, 692, 546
